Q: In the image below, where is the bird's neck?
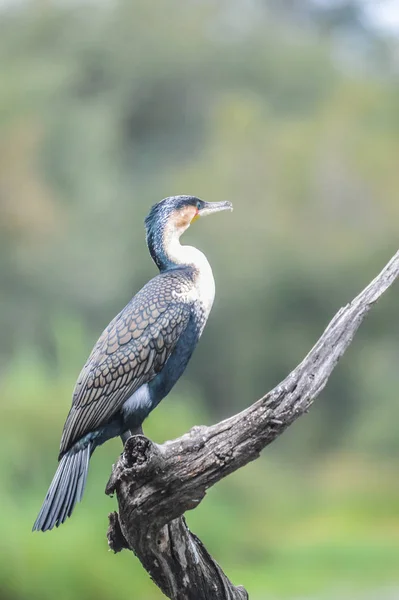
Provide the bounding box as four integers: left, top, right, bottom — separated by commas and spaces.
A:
147, 222, 205, 273
147, 222, 215, 316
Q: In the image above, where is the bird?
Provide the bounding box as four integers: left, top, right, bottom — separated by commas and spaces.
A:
33, 195, 233, 532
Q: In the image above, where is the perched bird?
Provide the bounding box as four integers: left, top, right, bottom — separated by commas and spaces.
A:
33, 195, 232, 532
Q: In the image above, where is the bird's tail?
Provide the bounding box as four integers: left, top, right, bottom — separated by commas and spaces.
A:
32, 443, 91, 532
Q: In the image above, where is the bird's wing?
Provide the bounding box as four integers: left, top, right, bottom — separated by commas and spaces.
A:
59, 271, 193, 456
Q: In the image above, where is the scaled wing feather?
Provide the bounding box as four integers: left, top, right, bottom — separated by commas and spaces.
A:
59, 272, 192, 455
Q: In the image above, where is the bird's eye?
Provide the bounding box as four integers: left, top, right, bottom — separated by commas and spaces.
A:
196, 201, 201, 210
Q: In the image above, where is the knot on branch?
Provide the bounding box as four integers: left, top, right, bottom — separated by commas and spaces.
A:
123, 435, 154, 468
105, 435, 163, 496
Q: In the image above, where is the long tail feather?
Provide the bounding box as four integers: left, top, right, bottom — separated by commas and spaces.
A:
32, 444, 91, 532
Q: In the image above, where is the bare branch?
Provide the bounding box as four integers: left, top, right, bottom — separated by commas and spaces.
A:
106, 250, 399, 600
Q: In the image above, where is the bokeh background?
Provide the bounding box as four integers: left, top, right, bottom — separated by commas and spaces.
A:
1, 1, 399, 599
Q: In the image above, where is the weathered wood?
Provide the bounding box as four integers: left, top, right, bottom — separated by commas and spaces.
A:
106, 250, 399, 599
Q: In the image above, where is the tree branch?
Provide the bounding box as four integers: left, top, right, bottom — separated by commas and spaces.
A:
106, 249, 399, 600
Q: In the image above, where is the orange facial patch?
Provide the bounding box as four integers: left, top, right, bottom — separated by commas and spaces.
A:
174, 205, 198, 229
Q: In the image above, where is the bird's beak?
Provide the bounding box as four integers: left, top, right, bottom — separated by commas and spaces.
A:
198, 200, 233, 218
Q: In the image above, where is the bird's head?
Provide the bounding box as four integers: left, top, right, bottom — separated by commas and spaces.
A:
145, 195, 233, 270
145, 195, 233, 238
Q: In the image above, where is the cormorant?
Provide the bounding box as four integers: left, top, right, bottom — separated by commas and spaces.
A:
33, 195, 232, 532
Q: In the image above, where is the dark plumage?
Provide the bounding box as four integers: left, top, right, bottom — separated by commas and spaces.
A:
33, 195, 232, 532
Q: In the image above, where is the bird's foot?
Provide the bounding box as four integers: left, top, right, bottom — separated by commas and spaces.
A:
120, 425, 144, 447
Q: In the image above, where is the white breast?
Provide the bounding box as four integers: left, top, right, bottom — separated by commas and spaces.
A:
168, 241, 216, 319
192, 248, 215, 318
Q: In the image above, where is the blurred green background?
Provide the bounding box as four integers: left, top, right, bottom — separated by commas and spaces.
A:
1, 1, 399, 599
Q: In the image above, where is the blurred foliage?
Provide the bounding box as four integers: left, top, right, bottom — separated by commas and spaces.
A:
0, 1, 399, 599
